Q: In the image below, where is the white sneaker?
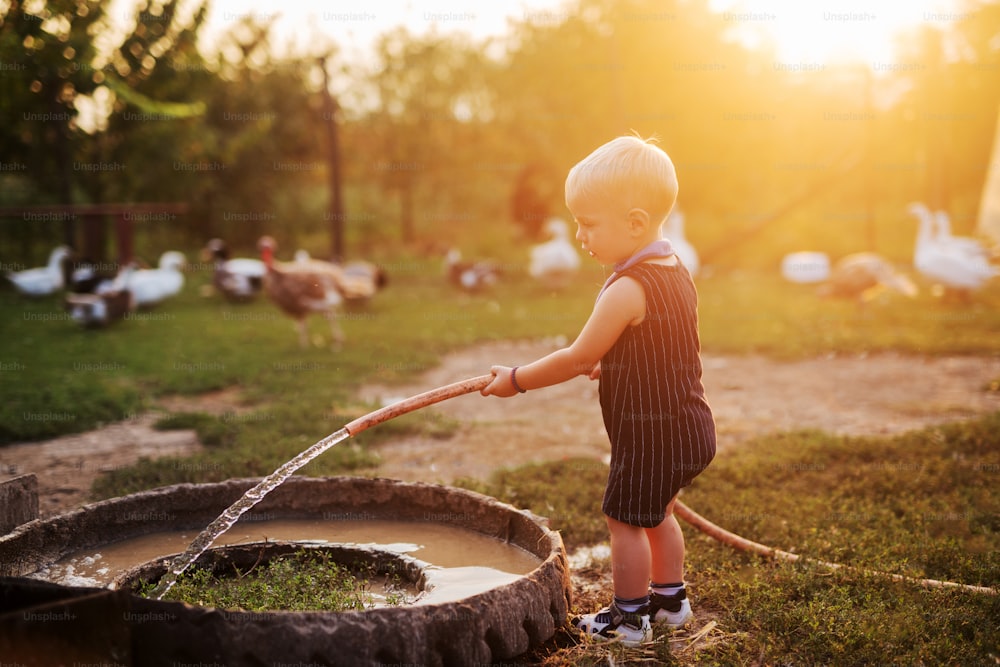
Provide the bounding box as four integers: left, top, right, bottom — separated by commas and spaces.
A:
571, 600, 652, 647
649, 590, 692, 629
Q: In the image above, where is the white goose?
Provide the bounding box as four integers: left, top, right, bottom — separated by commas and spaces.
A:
125, 251, 186, 307
933, 209, 994, 267
664, 208, 699, 277
909, 203, 998, 296
529, 217, 580, 289
5, 246, 71, 296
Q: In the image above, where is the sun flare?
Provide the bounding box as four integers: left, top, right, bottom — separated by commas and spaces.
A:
710, 0, 964, 68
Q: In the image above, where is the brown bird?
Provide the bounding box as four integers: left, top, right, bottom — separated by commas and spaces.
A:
293, 250, 388, 305
339, 260, 388, 304
64, 265, 135, 328
257, 236, 349, 348
444, 248, 502, 292
817, 252, 918, 303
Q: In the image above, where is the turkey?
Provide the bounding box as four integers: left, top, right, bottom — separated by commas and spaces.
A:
258, 236, 350, 348
293, 250, 387, 305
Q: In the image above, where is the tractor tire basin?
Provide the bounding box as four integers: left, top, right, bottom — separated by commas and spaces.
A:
0, 476, 572, 666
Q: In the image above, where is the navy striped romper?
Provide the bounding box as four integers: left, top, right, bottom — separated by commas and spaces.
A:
599, 262, 716, 528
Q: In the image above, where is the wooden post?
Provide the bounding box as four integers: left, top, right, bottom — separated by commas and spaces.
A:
319, 55, 345, 261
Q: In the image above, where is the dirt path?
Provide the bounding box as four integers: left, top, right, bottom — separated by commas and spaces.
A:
358, 340, 1000, 484
2, 340, 998, 518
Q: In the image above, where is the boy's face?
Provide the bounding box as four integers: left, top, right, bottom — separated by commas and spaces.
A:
567, 192, 642, 266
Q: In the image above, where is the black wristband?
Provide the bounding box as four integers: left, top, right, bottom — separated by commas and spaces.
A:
510, 366, 527, 393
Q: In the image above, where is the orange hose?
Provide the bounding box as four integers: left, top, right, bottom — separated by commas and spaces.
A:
674, 500, 997, 596
344, 374, 493, 436
344, 374, 996, 596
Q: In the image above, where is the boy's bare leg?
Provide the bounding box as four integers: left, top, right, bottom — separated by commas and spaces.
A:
606, 515, 653, 599
646, 496, 685, 584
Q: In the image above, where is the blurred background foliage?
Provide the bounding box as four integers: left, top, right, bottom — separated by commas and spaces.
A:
1, 0, 999, 269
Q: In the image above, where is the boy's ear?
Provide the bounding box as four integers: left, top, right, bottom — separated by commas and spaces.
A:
626, 208, 650, 236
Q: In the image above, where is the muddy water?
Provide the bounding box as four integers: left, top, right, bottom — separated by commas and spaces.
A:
31, 519, 541, 604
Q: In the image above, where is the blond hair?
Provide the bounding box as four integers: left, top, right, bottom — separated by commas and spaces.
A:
565, 134, 678, 225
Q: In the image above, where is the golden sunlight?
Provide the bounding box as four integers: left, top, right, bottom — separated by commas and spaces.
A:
709, 0, 966, 68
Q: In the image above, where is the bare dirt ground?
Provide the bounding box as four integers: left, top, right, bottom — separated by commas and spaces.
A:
357, 340, 1000, 484
2, 340, 999, 519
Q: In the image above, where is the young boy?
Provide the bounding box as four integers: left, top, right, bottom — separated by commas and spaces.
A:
480, 134, 716, 646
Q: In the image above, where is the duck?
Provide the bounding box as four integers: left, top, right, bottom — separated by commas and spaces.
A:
529, 217, 580, 289
61, 253, 120, 294
125, 251, 186, 308
5, 246, 71, 296
258, 236, 350, 348
908, 202, 998, 298
203, 238, 266, 302
817, 252, 918, 302
444, 249, 502, 292
64, 265, 135, 328
663, 208, 699, 277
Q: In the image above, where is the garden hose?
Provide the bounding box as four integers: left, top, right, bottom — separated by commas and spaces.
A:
375, 374, 997, 597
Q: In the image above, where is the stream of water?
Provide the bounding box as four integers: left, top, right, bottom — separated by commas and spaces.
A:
148, 427, 351, 599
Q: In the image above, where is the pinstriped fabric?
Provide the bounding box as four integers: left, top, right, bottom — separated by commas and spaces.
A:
599, 262, 716, 528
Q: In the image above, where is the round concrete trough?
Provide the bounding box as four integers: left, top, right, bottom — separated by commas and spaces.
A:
0, 476, 572, 666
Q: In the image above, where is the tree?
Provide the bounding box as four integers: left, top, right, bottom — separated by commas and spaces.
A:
0, 0, 105, 246
362, 27, 500, 246
0, 0, 210, 258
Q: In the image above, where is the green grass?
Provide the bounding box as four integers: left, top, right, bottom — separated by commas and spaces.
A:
696, 270, 1000, 358
462, 413, 1000, 666
0, 256, 601, 443
2, 259, 999, 501
145, 548, 410, 612
3, 261, 998, 443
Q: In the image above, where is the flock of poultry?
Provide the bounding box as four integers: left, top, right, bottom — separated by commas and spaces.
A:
782, 202, 999, 302
5, 202, 997, 346
2, 223, 578, 347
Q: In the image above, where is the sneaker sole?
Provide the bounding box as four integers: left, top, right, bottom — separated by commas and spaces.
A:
653, 608, 692, 629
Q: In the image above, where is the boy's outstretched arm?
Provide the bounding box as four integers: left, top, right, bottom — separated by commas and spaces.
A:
481, 276, 643, 397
